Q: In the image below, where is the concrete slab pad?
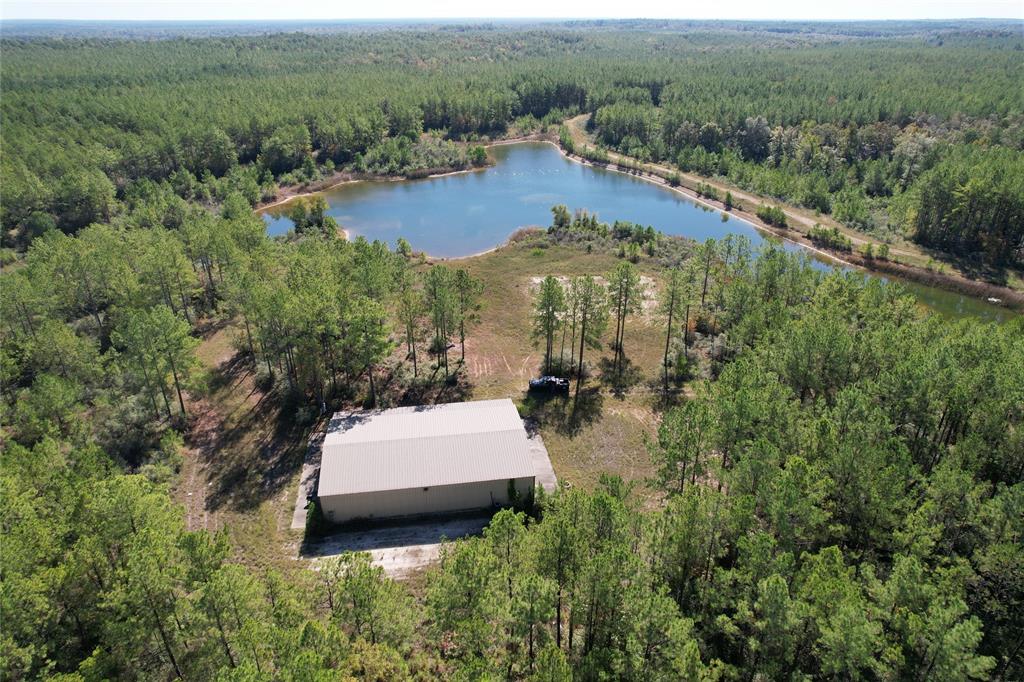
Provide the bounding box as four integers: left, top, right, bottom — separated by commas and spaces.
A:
290, 432, 323, 530
303, 514, 491, 578
526, 428, 558, 493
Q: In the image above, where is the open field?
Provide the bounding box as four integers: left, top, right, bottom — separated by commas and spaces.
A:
455, 243, 673, 492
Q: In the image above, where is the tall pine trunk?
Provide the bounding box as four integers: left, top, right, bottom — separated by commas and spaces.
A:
168, 354, 187, 419
138, 356, 161, 420
683, 303, 691, 347
558, 314, 568, 374
574, 309, 588, 407
701, 248, 712, 307
662, 287, 675, 391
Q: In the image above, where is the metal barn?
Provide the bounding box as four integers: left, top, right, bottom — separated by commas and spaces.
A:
317, 399, 536, 524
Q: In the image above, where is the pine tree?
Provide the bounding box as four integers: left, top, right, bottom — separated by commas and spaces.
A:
532, 276, 566, 375
607, 261, 642, 376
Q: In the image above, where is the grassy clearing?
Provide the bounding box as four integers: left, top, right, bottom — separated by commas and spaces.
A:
445, 239, 674, 494
180, 239, 682, 569
175, 322, 312, 569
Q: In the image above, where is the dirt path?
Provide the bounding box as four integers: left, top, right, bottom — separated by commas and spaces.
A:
562, 116, 1024, 308
174, 332, 238, 533
172, 324, 314, 574
564, 116, 900, 251
176, 398, 220, 531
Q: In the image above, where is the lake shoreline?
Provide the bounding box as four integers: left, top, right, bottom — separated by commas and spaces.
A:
551, 143, 1024, 313
258, 139, 1021, 315
255, 133, 550, 213
545, 141, 852, 266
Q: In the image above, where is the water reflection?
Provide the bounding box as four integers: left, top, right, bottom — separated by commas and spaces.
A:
262, 142, 1011, 322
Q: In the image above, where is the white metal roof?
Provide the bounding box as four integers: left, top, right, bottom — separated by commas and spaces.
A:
318, 399, 535, 497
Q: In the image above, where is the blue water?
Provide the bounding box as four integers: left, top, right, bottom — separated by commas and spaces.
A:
264, 142, 798, 256
262, 141, 1011, 321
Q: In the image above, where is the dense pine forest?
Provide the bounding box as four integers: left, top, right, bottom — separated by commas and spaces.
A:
3, 21, 1023, 264
1, 19, 1023, 681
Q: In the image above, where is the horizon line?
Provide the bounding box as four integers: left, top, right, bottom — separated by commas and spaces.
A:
3, 16, 1022, 23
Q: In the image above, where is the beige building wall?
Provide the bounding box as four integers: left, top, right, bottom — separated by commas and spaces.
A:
320, 476, 535, 524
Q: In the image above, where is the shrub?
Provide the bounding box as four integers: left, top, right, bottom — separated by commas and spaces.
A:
808, 224, 853, 252
696, 182, 720, 201
558, 125, 575, 153
756, 204, 788, 227
305, 499, 328, 538
396, 237, 413, 257
468, 145, 488, 166
673, 348, 691, 385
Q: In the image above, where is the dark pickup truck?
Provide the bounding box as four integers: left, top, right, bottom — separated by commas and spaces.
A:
529, 376, 570, 393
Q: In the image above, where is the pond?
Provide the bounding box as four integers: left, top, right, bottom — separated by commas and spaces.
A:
262, 141, 1011, 322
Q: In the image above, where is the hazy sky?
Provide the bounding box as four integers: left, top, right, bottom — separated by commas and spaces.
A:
2, 0, 1022, 21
